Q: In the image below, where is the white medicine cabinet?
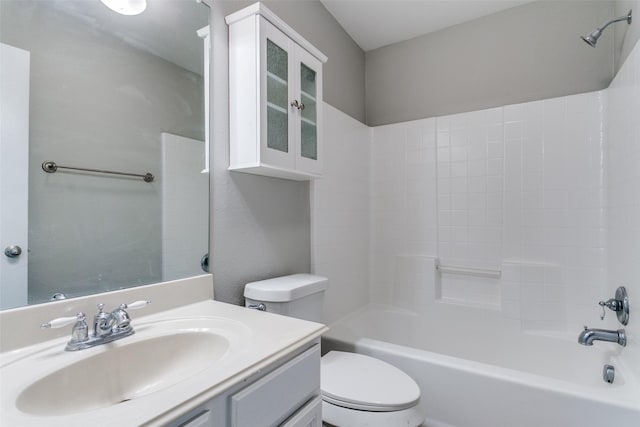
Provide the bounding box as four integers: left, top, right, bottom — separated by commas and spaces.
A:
226, 3, 327, 180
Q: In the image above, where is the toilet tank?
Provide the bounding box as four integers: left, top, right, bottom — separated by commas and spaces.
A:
244, 274, 328, 322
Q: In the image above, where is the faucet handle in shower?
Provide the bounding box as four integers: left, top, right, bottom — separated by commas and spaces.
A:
597, 286, 629, 325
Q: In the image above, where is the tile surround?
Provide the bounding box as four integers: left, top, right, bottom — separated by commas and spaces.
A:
316, 41, 640, 346
370, 91, 606, 331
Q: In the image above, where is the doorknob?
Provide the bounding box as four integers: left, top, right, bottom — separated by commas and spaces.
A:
4, 245, 22, 258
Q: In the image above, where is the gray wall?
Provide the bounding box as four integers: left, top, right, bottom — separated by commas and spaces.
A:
365, 1, 615, 126
209, 0, 364, 305
1, 1, 204, 303
615, 0, 640, 71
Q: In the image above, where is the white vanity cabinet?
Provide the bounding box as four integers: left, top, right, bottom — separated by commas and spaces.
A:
168, 342, 322, 427
226, 3, 327, 181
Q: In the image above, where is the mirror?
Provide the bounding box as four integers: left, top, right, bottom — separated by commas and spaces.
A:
0, 0, 210, 309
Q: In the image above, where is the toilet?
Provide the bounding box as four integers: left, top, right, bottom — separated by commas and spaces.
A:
244, 274, 425, 427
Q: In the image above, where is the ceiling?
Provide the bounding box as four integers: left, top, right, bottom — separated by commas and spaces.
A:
320, 0, 536, 51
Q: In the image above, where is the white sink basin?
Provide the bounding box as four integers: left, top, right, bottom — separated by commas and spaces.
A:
4, 317, 250, 417
0, 298, 326, 427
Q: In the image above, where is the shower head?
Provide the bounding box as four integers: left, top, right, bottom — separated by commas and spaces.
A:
581, 10, 632, 47
581, 29, 601, 47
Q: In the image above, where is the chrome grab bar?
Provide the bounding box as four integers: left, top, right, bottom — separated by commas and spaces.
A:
436, 263, 502, 279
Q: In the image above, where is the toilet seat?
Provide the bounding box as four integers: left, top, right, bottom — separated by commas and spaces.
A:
321, 351, 421, 412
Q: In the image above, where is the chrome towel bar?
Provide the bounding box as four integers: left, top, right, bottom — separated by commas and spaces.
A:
42, 161, 154, 182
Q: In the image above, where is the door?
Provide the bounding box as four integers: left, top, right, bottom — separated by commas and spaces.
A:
0, 43, 30, 309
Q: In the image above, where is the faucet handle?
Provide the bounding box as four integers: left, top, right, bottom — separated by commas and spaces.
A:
597, 286, 630, 325
41, 312, 86, 329
120, 300, 151, 310
598, 301, 608, 320
599, 298, 623, 320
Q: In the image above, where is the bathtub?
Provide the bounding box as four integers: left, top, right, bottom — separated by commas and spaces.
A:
322, 304, 640, 427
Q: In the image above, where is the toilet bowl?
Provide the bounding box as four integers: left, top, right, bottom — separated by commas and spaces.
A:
244, 274, 425, 427
321, 351, 424, 427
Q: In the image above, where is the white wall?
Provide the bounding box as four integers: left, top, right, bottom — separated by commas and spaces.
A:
311, 104, 371, 324
161, 133, 208, 282
606, 37, 640, 381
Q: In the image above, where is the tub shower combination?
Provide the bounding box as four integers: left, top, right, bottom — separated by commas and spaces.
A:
323, 297, 638, 427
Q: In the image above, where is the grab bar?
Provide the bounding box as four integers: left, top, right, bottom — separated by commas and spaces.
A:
436, 264, 502, 279
42, 161, 154, 183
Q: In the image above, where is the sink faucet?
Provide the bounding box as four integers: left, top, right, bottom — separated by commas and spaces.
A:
41, 300, 150, 351
578, 326, 626, 347
93, 303, 132, 337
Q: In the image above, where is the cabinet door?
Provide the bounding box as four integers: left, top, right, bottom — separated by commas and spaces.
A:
260, 18, 296, 171
294, 47, 322, 176
230, 345, 320, 427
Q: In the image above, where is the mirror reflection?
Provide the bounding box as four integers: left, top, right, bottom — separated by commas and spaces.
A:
0, 0, 210, 309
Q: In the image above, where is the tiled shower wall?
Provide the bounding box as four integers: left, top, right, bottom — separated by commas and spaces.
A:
607, 39, 640, 380
371, 92, 606, 332
317, 41, 640, 339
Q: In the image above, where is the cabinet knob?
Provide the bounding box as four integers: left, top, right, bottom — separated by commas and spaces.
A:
290, 100, 305, 111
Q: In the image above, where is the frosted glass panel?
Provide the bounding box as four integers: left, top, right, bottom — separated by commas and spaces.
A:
301, 93, 316, 123
300, 63, 317, 160
301, 122, 317, 160
268, 107, 288, 153
300, 63, 316, 96
267, 39, 287, 80
267, 39, 288, 153
267, 77, 287, 108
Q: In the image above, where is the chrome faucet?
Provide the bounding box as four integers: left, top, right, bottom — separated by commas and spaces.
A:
41, 300, 150, 351
578, 326, 626, 347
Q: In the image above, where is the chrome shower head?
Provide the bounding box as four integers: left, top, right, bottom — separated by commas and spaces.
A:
581, 10, 632, 47
581, 29, 601, 47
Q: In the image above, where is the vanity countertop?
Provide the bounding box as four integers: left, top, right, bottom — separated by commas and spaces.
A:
0, 298, 327, 426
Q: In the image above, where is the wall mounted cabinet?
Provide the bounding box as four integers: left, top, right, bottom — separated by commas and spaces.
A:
226, 3, 327, 181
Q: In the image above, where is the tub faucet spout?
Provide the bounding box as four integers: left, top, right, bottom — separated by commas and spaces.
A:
578, 326, 626, 347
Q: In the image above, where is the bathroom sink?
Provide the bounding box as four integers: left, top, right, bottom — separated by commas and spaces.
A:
8, 317, 250, 416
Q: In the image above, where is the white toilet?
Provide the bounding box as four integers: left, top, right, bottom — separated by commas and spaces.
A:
244, 274, 425, 427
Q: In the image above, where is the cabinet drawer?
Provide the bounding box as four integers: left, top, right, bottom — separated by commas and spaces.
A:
280, 396, 322, 427
230, 344, 320, 427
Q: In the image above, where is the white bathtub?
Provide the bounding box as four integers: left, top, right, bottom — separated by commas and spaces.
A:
322, 304, 640, 427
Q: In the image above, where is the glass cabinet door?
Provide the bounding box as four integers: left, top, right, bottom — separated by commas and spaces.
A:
299, 62, 317, 160
294, 47, 322, 176
266, 38, 289, 153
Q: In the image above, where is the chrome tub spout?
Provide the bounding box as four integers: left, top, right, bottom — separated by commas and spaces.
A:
578, 327, 626, 347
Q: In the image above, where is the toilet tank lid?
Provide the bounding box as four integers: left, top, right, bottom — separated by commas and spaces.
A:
244, 274, 328, 302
